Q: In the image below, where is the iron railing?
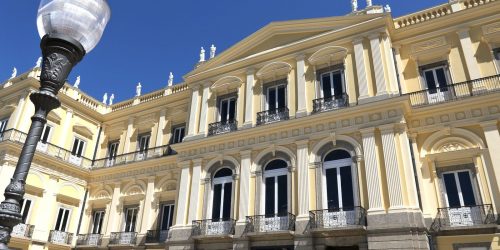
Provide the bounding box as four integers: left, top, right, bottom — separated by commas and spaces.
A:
256, 107, 289, 126
76, 234, 102, 246
430, 204, 496, 232
109, 232, 137, 245
192, 219, 236, 237
48, 230, 73, 245
0, 129, 92, 168
11, 223, 34, 238
309, 207, 366, 230
246, 213, 296, 233
408, 74, 500, 107
312, 94, 349, 113
92, 144, 173, 169
145, 230, 169, 243
208, 120, 238, 136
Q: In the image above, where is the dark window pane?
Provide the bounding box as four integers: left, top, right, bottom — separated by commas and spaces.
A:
277, 86, 286, 108
97, 212, 104, 234
340, 166, 354, 208
322, 74, 332, 98
161, 205, 171, 230
169, 205, 174, 228
443, 173, 461, 207
72, 139, 79, 155
77, 141, 84, 157
55, 209, 63, 230
435, 68, 448, 91
222, 182, 232, 219
324, 150, 351, 162
268, 88, 276, 111
41, 126, 50, 143
220, 99, 228, 122
179, 128, 185, 142
277, 175, 287, 215
332, 72, 343, 97
458, 171, 476, 206
212, 184, 222, 220
265, 159, 287, 171
22, 200, 31, 223
326, 168, 339, 209
265, 177, 275, 216
214, 168, 232, 178
61, 210, 69, 232
424, 70, 437, 94
229, 99, 236, 121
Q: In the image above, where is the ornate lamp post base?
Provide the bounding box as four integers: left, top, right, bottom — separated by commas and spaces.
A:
0, 34, 85, 249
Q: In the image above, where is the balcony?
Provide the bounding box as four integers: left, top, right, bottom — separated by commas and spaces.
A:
408, 74, 500, 107
246, 213, 295, 234
48, 230, 73, 245
430, 204, 497, 233
312, 94, 349, 114
309, 207, 366, 231
109, 232, 137, 246
92, 144, 173, 169
192, 219, 236, 238
256, 107, 289, 126
0, 129, 92, 168
11, 223, 34, 238
76, 234, 102, 247
208, 120, 237, 136
145, 230, 169, 244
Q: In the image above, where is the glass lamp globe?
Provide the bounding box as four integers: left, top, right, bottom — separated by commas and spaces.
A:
37, 0, 111, 53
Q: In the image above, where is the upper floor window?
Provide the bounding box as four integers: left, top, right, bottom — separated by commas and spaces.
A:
420, 62, 452, 103
137, 133, 150, 153
71, 137, 86, 158
171, 126, 185, 144
211, 168, 233, 221
494, 48, 500, 73
54, 207, 71, 231
40, 124, 53, 144
218, 96, 236, 123
123, 207, 139, 232
159, 204, 174, 231
0, 118, 8, 133
265, 80, 287, 111
20, 198, 33, 223
319, 66, 346, 99
108, 141, 119, 159
91, 210, 105, 234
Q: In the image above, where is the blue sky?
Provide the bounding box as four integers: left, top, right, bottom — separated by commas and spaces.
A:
0, 0, 444, 103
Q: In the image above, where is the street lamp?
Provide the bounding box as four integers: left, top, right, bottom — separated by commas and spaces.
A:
0, 0, 110, 248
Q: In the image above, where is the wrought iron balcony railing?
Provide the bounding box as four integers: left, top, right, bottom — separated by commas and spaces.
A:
76, 234, 102, 246
208, 120, 238, 136
92, 144, 173, 169
48, 230, 73, 245
192, 219, 236, 237
0, 129, 92, 168
309, 207, 366, 230
246, 213, 296, 233
430, 204, 496, 232
408, 74, 500, 107
109, 232, 137, 245
145, 230, 169, 243
11, 223, 34, 238
256, 107, 289, 126
312, 94, 349, 113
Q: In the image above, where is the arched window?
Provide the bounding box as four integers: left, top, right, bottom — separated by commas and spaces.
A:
211, 168, 233, 221
323, 150, 355, 210
264, 159, 288, 217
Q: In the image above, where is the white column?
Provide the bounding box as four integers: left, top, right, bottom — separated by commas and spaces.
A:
244, 69, 255, 128
296, 139, 310, 217
238, 150, 252, 222
57, 108, 74, 146
393, 45, 406, 94
379, 125, 404, 209
457, 28, 481, 80
296, 54, 307, 117
105, 183, 121, 234
381, 33, 399, 94
353, 38, 370, 99
155, 109, 166, 147
6, 91, 28, 130
140, 176, 155, 233
369, 33, 389, 96
174, 162, 191, 226
480, 121, 500, 212
187, 85, 201, 137
123, 117, 135, 153
32, 177, 58, 241
360, 128, 384, 211
397, 126, 419, 208
187, 159, 202, 224
198, 82, 211, 135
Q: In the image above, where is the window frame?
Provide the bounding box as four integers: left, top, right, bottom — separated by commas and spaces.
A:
263, 79, 288, 112
171, 125, 185, 144
122, 206, 139, 232
0, 118, 9, 133
316, 65, 346, 99
54, 206, 72, 232
137, 133, 151, 153
159, 203, 175, 231
209, 168, 234, 221
91, 210, 105, 234
107, 141, 119, 159
40, 123, 53, 144
71, 137, 87, 158
217, 94, 237, 123
262, 158, 290, 217
20, 197, 34, 224
419, 61, 452, 92
441, 169, 481, 208
493, 48, 500, 74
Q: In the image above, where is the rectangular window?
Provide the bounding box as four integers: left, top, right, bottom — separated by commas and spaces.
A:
171, 126, 185, 144
218, 97, 237, 123
443, 170, 477, 207
71, 138, 86, 157
54, 207, 71, 231
160, 204, 174, 231
137, 133, 150, 153
0, 118, 8, 133
91, 210, 105, 234
265, 81, 287, 111
320, 70, 345, 99
421, 63, 450, 94
20, 198, 33, 223
123, 207, 138, 232
40, 124, 53, 144
107, 141, 119, 160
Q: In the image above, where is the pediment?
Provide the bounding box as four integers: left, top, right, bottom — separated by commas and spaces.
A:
73, 124, 94, 139
211, 76, 243, 93
47, 110, 63, 124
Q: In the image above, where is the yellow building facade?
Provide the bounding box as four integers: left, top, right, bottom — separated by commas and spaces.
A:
0, 1, 499, 249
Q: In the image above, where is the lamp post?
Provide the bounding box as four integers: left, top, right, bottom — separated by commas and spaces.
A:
0, 0, 110, 248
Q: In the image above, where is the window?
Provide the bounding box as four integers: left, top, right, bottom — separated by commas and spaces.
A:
71, 138, 86, 157
171, 126, 185, 144
40, 124, 53, 144
320, 69, 345, 99
264, 159, 288, 217
20, 198, 33, 223
54, 207, 71, 231
91, 210, 105, 234
323, 150, 355, 210
443, 170, 477, 208
265, 81, 287, 111
159, 204, 174, 231
211, 168, 233, 221
137, 133, 150, 153
123, 207, 138, 232
494, 48, 500, 73
107, 141, 119, 165
218, 96, 236, 123
0, 118, 8, 133
421, 63, 451, 94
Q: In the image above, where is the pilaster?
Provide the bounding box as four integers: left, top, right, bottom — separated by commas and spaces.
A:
295, 139, 310, 217
123, 116, 135, 153
198, 82, 211, 135
296, 54, 307, 118
360, 128, 384, 212
368, 33, 389, 97
379, 124, 404, 209
381, 33, 399, 95
187, 159, 202, 224
243, 69, 255, 128
186, 85, 201, 137
5, 92, 28, 130
140, 176, 156, 233
174, 162, 191, 226
57, 108, 74, 147
238, 150, 252, 222
457, 28, 482, 81
393, 45, 406, 93
105, 182, 121, 235
353, 38, 370, 100
480, 120, 500, 213
155, 109, 167, 147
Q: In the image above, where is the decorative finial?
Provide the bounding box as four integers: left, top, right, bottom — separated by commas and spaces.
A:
210, 44, 216, 59
136, 82, 142, 96
366, 0, 372, 7
35, 57, 42, 68
168, 72, 174, 87
10, 67, 17, 79
384, 4, 391, 12
109, 94, 115, 105
199, 47, 206, 62
102, 93, 108, 104
74, 76, 81, 88
351, 0, 358, 12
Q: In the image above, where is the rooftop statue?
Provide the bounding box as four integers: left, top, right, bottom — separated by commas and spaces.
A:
10, 67, 17, 79
351, 0, 358, 12
103, 93, 108, 104
384, 4, 391, 12
109, 94, 115, 105
168, 72, 174, 87
136, 82, 142, 97
199, 47, 206, 62
35, 57, 42, 68
366, 0, 372, 7
74, 76, 81, 88
210, 44, 216, 59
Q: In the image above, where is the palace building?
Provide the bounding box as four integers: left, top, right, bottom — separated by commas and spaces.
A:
1, 0, 500, 249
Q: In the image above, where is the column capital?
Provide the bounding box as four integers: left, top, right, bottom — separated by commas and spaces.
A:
240, 149, 252, 158
192, 158, 203, 167
203, 81, 212, 88
295, 139, 309, 147
457, 27, 471, 37
353, 155, 364, 163
367, 33, 381, 40
147, 176, 156, 182
246, 68, 255, 74
409, 132, 418, 140
178, 161, 191, 169
378, 124, 395, 133
352, 37, 365, 44
480, 120, 499, 131
360, 127, 376, 137
190, 84, 200, 91
295, 53, 306, 61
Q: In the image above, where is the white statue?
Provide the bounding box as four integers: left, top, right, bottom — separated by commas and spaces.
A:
102, 93, 108, 104
366, 0, 372, 7
10, 67, 17, 79
384, 4, 391, 12
74, 76, 81, 88
199, 47, 206, 62
210, 44, 216, 59
136, 82, 142, 96
351, 0, 358, 12
35, 57, 42, 68
168, 72, 174, 87
109, 94, 115, 105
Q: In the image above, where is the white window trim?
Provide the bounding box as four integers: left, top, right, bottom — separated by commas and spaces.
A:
91, 210, 105, 234
108, 141, 119, 158
137, 134, 151, 152
172, 126, 185, 144
442, 169, 481, 207
417, 59, 454, 91
207, 169, 235, 220
40, 124, 54, 144
54, 206, 72, 232
159, 203, 174, 230
218, 96, 237, 122
321, 152, 359, 210
422, 65, 452, 90
493, 48, 500, 74
318, 69, 346, 99
71, 136, 87, 157
0, 118, 9, 133
122, 206, 139, 232
265, 83, 287, 111
20, 197, 34, 224
260, 159, 291, 216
